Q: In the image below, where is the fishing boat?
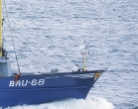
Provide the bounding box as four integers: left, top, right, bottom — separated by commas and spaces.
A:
0, 0, 105, 108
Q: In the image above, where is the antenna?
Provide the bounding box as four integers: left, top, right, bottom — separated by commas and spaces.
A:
81, 46, 88, 71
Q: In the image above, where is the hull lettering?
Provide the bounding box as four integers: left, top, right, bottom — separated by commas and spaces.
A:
9, 79, 45, 87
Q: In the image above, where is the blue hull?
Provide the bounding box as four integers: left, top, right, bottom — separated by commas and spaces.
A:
0, 70, 104, 107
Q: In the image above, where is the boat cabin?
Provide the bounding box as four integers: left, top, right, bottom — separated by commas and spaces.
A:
0, 57, 9, 76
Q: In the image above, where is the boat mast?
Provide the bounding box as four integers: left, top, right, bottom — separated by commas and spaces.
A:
0, 0, 3, 57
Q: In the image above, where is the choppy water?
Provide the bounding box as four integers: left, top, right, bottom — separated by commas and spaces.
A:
1, 0, 138, 109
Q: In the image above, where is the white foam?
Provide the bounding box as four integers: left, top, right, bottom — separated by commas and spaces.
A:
5, 96, 114, 109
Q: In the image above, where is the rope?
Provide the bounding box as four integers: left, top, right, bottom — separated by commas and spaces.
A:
3, 0, 21, 74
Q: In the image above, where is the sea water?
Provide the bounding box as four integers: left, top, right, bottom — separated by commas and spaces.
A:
5, 96, 114, 109
1, 0, 138, 109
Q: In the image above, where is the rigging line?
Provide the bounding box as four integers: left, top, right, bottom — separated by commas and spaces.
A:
3, 0, 21, 73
